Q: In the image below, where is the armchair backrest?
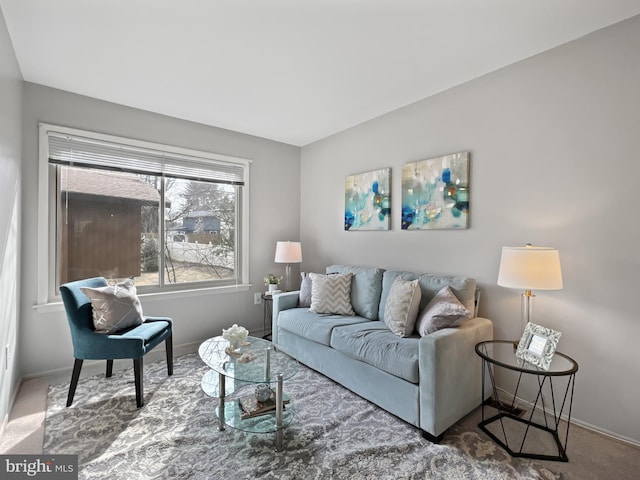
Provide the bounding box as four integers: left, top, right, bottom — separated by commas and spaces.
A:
60, 277, 108, 340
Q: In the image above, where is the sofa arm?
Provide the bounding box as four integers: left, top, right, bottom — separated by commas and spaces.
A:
271, 291, 300, 345
418, 316, 493, 438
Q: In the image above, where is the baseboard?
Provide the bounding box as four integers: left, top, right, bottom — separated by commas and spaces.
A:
495, 388, 640, 448
21, 340, 202, 386
570, 419, 640, 448
0, 376, 23, 442
19, 339, 640, 449
1, 380, 25, 447
0, 412, 7, 441
19, 327, 267, 385
19, 327, 268, 384
485, 397, 525, 417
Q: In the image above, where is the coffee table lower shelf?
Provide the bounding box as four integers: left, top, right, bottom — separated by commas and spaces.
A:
215, 400, 295, 434
201, 369, 295, 451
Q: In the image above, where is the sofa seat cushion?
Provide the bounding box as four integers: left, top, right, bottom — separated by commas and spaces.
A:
278, 308, 369, 346
330, 322, 420, 383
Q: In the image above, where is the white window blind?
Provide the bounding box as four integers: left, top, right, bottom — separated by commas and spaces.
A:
48, 131, 245, 186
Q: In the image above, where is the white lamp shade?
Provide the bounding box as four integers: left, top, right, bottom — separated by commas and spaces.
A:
274, 241, 302, 264
497, 246, 563, 290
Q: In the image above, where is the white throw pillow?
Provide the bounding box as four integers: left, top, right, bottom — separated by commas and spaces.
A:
309, 273, 355, 316
383, 277, 421, 337
415, 285, 471, 336
81, 277, 144, 334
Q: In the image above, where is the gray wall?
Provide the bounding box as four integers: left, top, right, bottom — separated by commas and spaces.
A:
0, 8, 22, 428
300, 15, 640, 443
19, 84, 301, 379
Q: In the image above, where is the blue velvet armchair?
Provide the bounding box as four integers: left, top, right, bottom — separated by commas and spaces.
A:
60, 277, 173, 408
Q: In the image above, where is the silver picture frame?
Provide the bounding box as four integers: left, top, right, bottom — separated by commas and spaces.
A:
515, 322, 562, 371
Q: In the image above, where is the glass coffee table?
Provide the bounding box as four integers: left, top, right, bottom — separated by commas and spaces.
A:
198, 335, 298, 451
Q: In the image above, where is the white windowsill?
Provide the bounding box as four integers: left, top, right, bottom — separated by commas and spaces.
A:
33, 283, 252, 313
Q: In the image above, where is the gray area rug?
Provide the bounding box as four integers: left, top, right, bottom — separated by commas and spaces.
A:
44, 353, 560, 479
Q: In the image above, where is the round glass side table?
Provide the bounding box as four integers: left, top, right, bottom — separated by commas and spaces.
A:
475, 340, 578, 462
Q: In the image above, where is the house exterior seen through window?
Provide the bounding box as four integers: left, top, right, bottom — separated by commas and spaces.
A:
56, 166, 238, 288
42, 124, 248, 299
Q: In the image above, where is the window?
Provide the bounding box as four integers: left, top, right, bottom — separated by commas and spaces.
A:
38, 124, 250, 302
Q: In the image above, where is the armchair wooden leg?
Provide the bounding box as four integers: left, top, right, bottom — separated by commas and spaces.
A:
67, 358, 83, 407
106, 359, 114, 378
166, 335, 173, 376
134, 357, 143, 408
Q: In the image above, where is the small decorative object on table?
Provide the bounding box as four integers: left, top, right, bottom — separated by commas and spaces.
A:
222, 324, 249, 351
264, 273, 283, 294
255, 383, 271, 402
239, 389, 290, 419
515, 322, 562, 371
237, 351, 257, 363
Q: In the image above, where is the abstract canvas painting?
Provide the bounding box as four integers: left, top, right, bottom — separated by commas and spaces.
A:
344, 168, 391, 231
401, 152, 469, 230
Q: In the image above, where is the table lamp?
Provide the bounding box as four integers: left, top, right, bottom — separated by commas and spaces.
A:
274, 241, 302, 292
497, 244, 563, 339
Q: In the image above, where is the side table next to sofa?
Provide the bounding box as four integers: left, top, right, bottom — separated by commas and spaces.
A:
262, 293, 274, 339
475, 340, 578, 462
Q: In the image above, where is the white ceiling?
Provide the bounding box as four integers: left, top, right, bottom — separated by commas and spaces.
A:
2, 1, 640, 146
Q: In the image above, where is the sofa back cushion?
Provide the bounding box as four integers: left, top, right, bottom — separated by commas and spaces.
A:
379, 271, 476, 324
326, 265, 385, 320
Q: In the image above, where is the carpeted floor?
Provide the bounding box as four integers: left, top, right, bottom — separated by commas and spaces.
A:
43, 353, 561, 480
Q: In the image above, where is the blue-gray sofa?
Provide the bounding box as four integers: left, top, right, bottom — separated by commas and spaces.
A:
271, 265, 493, 442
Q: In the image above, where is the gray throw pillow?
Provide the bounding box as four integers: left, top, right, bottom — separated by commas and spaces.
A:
81, 278, 144, 334
383, 277, 421, 337
298, 272, 313, 307
309, 273, 355, 316
415, 285, 471, 336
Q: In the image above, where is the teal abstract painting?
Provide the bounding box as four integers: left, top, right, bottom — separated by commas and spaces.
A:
402, 152, 469, 230
345, 168, 391, 231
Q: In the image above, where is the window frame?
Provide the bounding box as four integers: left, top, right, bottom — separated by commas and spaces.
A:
37, 123, 251, 305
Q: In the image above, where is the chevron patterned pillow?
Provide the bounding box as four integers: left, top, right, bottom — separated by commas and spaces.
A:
309, 273, 355, 316
383, 277, 421, 337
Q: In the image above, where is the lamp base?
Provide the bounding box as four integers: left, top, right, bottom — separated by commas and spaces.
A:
520, 290, 535, 337
284, 263, 292, 292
